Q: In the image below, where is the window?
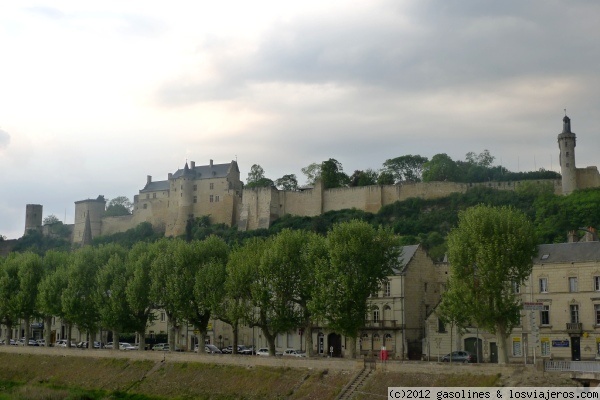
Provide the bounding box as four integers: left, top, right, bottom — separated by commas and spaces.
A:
541, 340, 551, 357
373, 308, 380, 323
438, 318, 446, 333
385, 281, 391, 297
215, 195, 220, 202
595, 276, 600, 291
146, 194, 149, 199
143, 204, 148, 209
210, 195, 214, 203
570, 304, 579, 324
512, 338, 522, 356
193, 184, 197, 191
595, 304, 600, 326
193, 196, 197, 204
153, 193, 156, 199
539, 277, 548, 293
513, 281, 520, 294
540, 305, 550, 325
160, 312, 166, 322
569, 277, 578, 293
210, 183, 214, 190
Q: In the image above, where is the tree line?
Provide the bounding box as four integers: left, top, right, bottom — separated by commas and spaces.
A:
0, 220, 400, 357
246, 150, 561, 190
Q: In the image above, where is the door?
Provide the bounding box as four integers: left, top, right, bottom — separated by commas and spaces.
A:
464, 337, 482, 362
318, 334, 324, 354
490, 342, 498, 363
571, 337, 581, 361
327, 333, 342, 357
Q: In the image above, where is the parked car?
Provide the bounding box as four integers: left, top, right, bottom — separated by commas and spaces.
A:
256, 348, 270, 356
120, 343, 138, 351
283, 349, 307, 357
152, 343, 169, 351
240, 345, 255, 355
55, 339, 76, 348
195, 344, 222, 354
442, 350, 477, 363
37, 339, 46, 346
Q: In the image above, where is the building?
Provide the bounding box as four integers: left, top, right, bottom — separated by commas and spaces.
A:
424, 229, 600, 363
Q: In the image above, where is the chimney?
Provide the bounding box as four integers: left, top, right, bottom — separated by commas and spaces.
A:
210, 159, 213, 167
190, 161, 195, 169
585, 227, 598, 242
147, 175, 152, 185
567, 231, 578, 243
168, 173, 173, 180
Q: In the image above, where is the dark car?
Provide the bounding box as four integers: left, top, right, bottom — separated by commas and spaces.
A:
442, 350, 477, 363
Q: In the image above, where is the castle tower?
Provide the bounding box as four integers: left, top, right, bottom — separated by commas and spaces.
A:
73, 196, 107, 244
24, 204, 43, 235
171, 162, 196, 237
558, 114, 577, 195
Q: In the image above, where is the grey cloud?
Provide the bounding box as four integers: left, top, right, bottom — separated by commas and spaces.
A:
0, 129, 10, 149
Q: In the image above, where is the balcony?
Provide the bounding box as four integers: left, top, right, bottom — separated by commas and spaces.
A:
566, 322, 583, 334
363, 320, 402, 329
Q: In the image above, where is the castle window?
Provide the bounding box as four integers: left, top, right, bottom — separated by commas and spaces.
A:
146, 194, 149, 199
193, 196, 197, 204
569, 277, 578, 292
566, 152, 569, 157
385, 281, 391, 297
215, 195, 220, 202
210, 183, 214, 190
594, 276, 600, 291
181, 185, 183, 190
143, 204, 147, 209
153, 193, 156, 199
193, 184, 197, 191
210, 195, 214, 203
566, 163, 570, 167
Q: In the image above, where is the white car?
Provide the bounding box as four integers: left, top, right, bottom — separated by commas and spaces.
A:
283, 349, 307, 357
256, 348, 270, 356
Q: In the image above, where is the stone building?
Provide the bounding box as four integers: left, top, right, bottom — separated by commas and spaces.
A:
424, 229, 600, 363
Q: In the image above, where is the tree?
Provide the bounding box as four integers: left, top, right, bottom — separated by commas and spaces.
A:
14, 252, 44, 346
320, 158, 349, 189
105, 196, 133, 217
377, 170, 395, 185
0, 255, 21, 342
422, 153, 459, 182
349, 169, 378, 187
382, 155, 429, 183
465, 149, 495, 168
246, 164, 274, 188
275, 174, 299, 191
309, 220, 401, 358
444, 205, 537, 364
301, 163, 321, 186
43, 215, 60, 225
38, 251, 70, 348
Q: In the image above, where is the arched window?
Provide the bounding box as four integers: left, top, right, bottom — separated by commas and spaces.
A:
383, 305, 392, 322
361, 333, 370, 351
373, 333, 381, 351
384, 333, 393, 351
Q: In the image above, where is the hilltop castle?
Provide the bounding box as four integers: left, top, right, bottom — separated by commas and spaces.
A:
23, 115, 600, 244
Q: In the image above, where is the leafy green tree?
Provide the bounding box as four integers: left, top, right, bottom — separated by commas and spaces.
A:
310, 220, 401, 358
14, 252, 44, 345
383, 155, 429, 183
275, 174, 299, 191
216, 239, 259, 353
349, 169, 378, 187
251, 234, 301, 356
97, 254, 132, 351
105, 196, 133, 217
320, 158, 349, 189
445, 205, 537, 364
422, 153, 459, 182
125, 241, 159, 352
465, 149, 495, 167
246, 164, 274, 188
377, 170, 395, 185
38, 251, 70, 347
301, 162, 321, 186
0, 255, 20, 342
43, 215, 61, 225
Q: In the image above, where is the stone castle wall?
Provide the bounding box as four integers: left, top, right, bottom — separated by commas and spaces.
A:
577, 166, 600, 190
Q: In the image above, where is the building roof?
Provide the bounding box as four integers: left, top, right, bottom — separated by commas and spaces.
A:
394, 244, 420, 274
141, 181, 170, 192
535, 241, 600, 264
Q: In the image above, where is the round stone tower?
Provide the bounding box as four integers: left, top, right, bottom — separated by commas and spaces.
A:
24, 204, 43, 235
557, 114, 577, 195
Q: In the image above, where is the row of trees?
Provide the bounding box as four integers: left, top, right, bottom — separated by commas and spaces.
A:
0, 220, 400, 357
246, 150, 561, 191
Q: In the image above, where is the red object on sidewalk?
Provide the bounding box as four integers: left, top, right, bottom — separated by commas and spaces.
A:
379, 349, 388, 361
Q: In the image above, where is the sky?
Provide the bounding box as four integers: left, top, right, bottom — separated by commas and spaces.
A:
1, 0, 600, 240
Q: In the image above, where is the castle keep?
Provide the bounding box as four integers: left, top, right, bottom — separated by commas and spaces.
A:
22, 116, 600, 244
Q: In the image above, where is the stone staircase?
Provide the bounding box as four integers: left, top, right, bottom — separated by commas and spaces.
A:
335, 366, 373, 400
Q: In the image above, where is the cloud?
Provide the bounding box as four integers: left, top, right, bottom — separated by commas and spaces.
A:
0, 129, 10, 149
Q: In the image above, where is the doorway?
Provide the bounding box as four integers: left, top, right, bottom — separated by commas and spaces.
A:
327, 333, 342, 357
489, 342, 498, 363
571, 337, 581, 361
464, 337, 483, 362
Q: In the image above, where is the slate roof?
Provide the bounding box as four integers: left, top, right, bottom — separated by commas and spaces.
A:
393, 244, 420, 274
535, 241, 600, 264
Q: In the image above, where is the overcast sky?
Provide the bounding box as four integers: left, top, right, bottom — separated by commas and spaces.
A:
1, 1, 599, 240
